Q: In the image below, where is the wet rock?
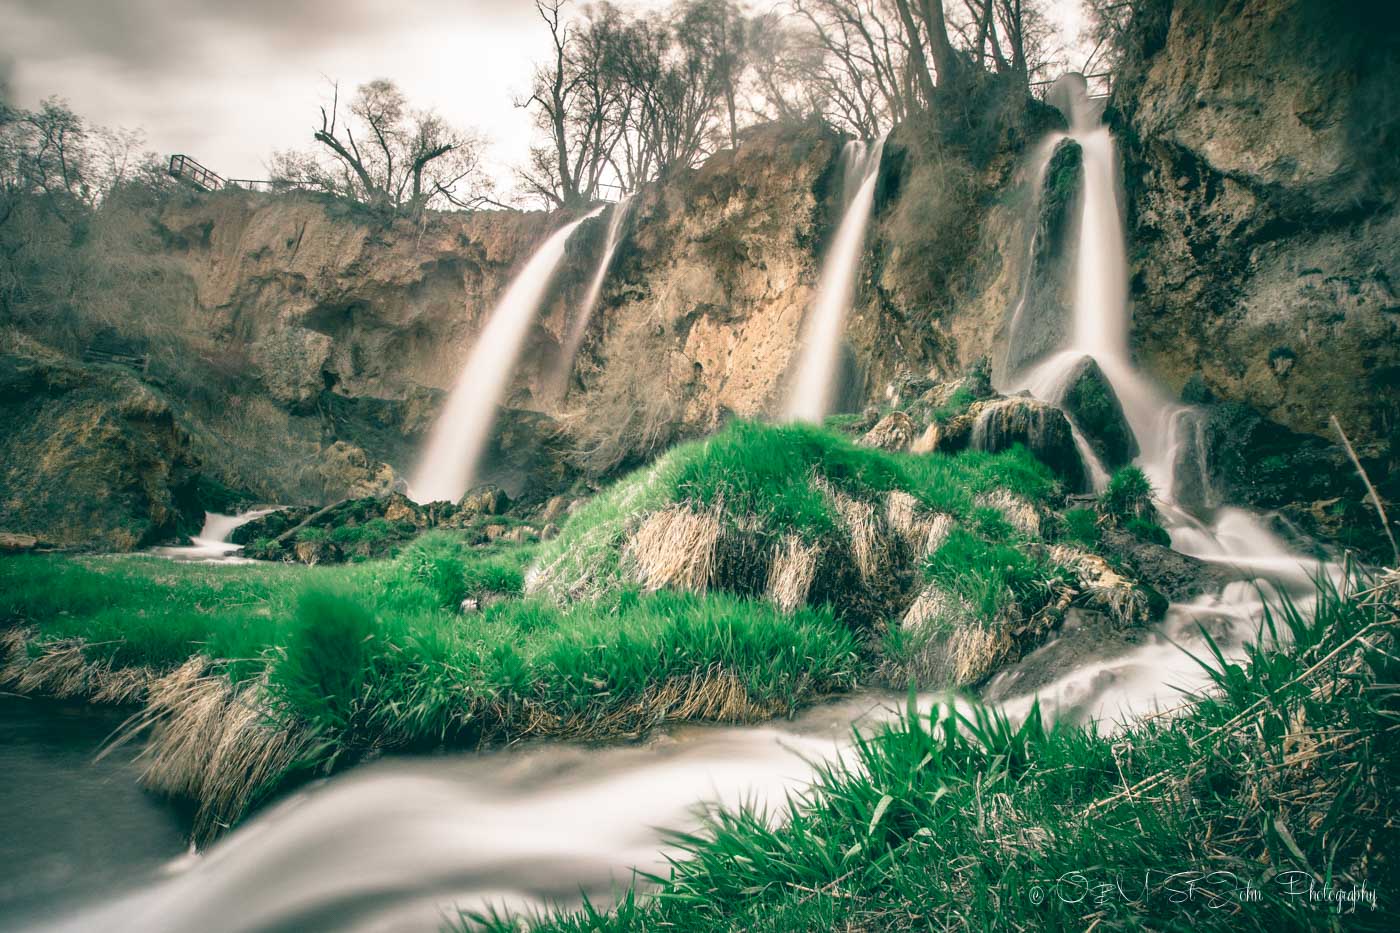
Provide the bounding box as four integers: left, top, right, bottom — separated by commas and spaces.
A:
971, 397, 1087, 491
294, 539, 331, 565
1001, 139, 1081, 378
316, 441, 396, 501
1059, 356, 1138, 470
1100, 527, 1233, 603
382, 493, 427, 526
1119, 0, 1399, 452
859, 411, 915, 452
229, 506, 315, 546
1198, 401, 1394, 560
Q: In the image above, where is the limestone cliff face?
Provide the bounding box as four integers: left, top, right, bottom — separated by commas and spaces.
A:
154, 122, 847, 484
1116, 0, 1400, 456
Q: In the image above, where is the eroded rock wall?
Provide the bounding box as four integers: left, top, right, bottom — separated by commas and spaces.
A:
1116, 0, 1400, 458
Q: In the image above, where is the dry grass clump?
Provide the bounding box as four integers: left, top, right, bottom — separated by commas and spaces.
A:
1, 629, 151, 705
766, 535, 823, 612
976, 488, 1042, 537
1050, 544, 1154, 625
537, 666, 775, 739
883, 491, 954, 557
628, 504, 723, 593
120, 662, 316, 843
818, 482, 888, 584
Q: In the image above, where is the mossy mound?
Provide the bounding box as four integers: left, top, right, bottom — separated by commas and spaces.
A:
530, 420, 1155, 689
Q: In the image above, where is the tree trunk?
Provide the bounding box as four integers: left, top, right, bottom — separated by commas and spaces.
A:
916, 0, 960, 87
892, 0, 937, 106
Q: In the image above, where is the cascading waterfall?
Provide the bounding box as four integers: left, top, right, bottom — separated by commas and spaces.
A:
550, 196, 633, 401
993, 74, 1339, 707
785, 135, 886, 423
1005, 75, 1190, 500
151, 509, 279, 562
409, 207, 604, 504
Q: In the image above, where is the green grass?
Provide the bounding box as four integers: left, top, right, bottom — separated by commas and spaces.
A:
1059, 506, 1103, 547
2, 419, 1076, 836
924, 526, 1064, 622
1, 532, 862, 824
1100, 465, 1153, 521
471, 572, 1398, 932
531, 419, 1062, 604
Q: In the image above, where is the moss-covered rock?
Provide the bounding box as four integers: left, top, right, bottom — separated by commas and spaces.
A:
969, 397, 1087, 492
0, 334, 202, 549
1059, 356, 1139, 470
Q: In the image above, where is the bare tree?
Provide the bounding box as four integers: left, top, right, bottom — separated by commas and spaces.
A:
273, 79, 484, 212
516, 0, 626, 208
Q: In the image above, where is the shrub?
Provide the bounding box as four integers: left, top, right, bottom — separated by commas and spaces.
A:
1099, 465, 1153, 521
268, 589, 376, 736
1060, 506, 1102, 546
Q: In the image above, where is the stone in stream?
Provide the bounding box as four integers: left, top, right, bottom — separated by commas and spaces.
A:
971, 396, 1088, 492
1058, 355, 1138, 470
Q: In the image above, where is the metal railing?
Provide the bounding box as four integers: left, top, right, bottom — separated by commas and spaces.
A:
169, 154, 312, 194
168, 154, 225, 191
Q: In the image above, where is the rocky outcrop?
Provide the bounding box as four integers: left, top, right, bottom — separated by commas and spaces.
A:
1116, 0, 1400, 461
1058, 356, 1138, 470
0, 333, 202, 549
971, 396, 1088, 491
1000, 138, 1081, 379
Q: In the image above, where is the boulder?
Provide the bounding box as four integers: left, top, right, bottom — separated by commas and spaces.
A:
1100, 527, 1233, 603
859, 411, 915, 452
1058, 356, 1138, 470
970, 397, 1087, 491
316, 441, 396, 501
458, 485, 511, 518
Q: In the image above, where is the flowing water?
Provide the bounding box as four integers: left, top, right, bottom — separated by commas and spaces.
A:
10, 78, 1343, 932
786, 136, 886, 423
550, 197, 633, 402
150, 509, 280, 563
410, 208, 605, 505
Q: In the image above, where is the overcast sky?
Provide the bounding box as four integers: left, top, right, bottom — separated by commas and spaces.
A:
1, 0, 1088, 198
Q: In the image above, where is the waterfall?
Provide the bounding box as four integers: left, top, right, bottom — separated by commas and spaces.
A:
410, 207, 604, 504
785, 135, 886, 423
1005, 76, 1188, 499
550, 196, 633, 401
151, 508, 279, 562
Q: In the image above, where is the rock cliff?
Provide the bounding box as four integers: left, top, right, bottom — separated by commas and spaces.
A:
1116, 0, 1399, 458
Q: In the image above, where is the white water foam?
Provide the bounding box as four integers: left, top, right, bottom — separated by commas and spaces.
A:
150, 509, 279, 563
